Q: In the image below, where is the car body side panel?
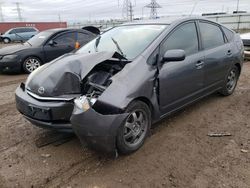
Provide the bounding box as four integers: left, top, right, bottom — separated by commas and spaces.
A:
96, 55, 160, 120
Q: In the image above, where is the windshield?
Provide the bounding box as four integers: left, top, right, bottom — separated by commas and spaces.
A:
77, 24, 167, 60
25, 31, 53, 46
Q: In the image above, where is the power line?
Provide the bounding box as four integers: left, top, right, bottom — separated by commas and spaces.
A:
122, 0, 135, 21
14, 2, 23, 22
145, 0, 162, 19
0, 1, 4, 22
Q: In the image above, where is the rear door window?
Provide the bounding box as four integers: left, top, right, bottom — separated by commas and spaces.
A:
77, 32, 94, 44
199, 22, 225, 49
161, 22, 199, 56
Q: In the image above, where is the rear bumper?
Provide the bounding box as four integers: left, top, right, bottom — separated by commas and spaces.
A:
15, 86, 74, 131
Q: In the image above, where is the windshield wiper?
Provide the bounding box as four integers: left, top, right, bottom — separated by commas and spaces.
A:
111, 37, 126, 58
14, 32, 32, 47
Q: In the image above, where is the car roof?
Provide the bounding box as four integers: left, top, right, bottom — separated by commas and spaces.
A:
44, 28, 95, 35
121, 17, 217, 26
11, 27, 37, 29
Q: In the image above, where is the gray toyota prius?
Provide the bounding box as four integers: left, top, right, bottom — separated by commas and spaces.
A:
15, 18, 244, 155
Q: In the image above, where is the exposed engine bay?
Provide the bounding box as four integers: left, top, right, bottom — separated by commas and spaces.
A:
81, 59, 128, 99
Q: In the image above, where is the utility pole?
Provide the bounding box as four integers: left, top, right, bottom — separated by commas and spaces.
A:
236, 0, 240, 13
145, 0, 161, 19
0, 1, 4, 22
58, 13, 61, 22
14, 2, 22, 21
122, 0, 135, 21
128, 1, 133, 21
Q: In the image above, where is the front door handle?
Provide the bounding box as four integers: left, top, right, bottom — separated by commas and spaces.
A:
227, 50, 232, 56
196, 61, 204, 69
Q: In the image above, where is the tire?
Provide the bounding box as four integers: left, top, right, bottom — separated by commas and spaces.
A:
22, 56, 42, 73
3, 38, 10, 44
219, 65, 239, 96
117, 101, 151, 154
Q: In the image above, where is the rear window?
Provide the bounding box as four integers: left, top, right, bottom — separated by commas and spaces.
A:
222, 27, 234, 42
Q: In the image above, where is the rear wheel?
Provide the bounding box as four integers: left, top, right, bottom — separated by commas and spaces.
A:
3, 38, 10, 44
117, 101, 151, 154
22, 56, 41, 73
219, 65, 239, 96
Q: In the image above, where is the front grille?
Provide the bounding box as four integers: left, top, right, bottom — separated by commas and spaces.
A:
243, 39, 250, 47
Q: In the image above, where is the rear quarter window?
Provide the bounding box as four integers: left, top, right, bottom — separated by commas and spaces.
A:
222, 27, 234, 42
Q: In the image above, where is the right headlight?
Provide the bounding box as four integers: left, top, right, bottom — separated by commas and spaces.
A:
2, 54, 18, 60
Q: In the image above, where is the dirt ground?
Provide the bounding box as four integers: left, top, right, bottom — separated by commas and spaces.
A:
0, 44, 250, 187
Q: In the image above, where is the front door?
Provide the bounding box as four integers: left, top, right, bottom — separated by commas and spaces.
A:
158, 21, 205, 115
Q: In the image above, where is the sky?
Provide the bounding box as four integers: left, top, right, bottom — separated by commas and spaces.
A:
1, 0, 250, 23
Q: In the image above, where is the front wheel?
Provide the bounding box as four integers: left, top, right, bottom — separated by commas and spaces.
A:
219, 65, 239, 96
3, 38, 10, 44
117, 101, 151, 154
22, 57, 42, 73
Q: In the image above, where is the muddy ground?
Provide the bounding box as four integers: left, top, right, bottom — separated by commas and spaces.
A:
0, 44, 250, 187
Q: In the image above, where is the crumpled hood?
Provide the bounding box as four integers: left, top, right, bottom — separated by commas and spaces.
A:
0, 44, 30, 55
26, 51, 121, 97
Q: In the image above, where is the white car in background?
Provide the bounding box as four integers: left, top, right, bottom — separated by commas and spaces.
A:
241, 32, 250, 60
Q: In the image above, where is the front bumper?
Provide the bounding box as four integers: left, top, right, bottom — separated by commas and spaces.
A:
71, 107, 128, 155
15, 86, 74, 131
0, 58, 21, 73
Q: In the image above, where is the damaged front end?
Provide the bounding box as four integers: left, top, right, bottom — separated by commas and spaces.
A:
16, 51, 131, 154
70, 54, 131, 154
71, 101, 128, 155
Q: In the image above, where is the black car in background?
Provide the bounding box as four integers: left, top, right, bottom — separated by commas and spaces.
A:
0, 28, 97, 73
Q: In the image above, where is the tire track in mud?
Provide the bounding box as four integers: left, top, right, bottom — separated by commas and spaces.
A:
0, 79, 26, 88
42, 153, 107, 187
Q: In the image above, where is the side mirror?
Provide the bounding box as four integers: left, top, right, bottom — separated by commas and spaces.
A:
48, 40, 56, 46
162, 49, 185, 63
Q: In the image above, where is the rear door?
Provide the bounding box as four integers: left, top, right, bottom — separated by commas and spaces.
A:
24, 28, 36, 39
43, 32, 76, 62
158, 21, 205, 114
18, 28, 29, 40
198, 21, 233, 90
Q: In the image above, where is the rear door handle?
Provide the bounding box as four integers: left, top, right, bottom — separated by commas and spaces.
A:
196, 61, 204, 69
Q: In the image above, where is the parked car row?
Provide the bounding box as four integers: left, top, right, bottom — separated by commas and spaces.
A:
15, 18, 244, 156
0, 28, 97, 73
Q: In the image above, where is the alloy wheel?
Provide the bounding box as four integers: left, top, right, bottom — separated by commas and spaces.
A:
3, 38, 10, 43
123, 109, 148, 147
226, 69, 237, 92
24, 58, 41, 73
